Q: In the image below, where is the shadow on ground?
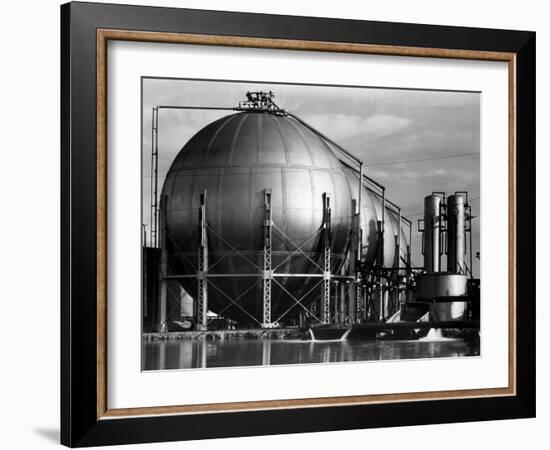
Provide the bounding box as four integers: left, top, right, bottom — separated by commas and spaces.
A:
34, 428, 59, 444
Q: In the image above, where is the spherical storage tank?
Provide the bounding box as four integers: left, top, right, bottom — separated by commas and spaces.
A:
162, 111, 353, 324
162, 109, 408, 324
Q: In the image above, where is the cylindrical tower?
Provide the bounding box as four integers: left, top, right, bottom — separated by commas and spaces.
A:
447, 194, 466, 273
423, 194, 442, 273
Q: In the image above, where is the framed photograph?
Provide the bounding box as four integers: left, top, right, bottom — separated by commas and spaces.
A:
61, 2, 535, 447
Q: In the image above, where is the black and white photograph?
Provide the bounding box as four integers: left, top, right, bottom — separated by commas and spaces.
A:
141, 78, 481, 370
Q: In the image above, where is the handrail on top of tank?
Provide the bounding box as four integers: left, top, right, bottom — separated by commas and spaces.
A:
286, 113, 363, 166
338, 160, 412, 227
157, 105, 236, 111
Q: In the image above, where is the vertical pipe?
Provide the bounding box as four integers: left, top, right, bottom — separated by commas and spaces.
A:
423, 195, 441, 273
358, 162, 363, 261
158, 195, 167, 332
348, 280, 356, 325
397, 208, 402, 275
406, 244, 412, 303
469, 216, 473, 278
152, 106, 160, 248
150, 107, 155, 248
447, 194, 466, 273
381, 188, 386, 237
154, 107, 159, 247
333, 280, 339, 324
339, 281, 346, 324
196, 190, 208, 331
378, 281, 384, 322
348, 199, 358, 325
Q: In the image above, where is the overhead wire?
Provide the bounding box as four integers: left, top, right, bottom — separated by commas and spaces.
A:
367, 152, 479, 167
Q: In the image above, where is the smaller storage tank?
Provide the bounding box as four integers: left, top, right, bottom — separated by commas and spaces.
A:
344, 167, 409, 269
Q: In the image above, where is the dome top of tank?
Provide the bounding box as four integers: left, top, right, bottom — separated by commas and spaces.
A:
168, 111, 343, 172
166, 90, 342, 172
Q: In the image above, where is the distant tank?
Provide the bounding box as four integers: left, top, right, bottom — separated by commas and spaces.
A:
161, 110, 353, 323
343, 167, 409, 269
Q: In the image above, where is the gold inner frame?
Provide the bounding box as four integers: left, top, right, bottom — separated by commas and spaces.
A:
96, 29, 517, 420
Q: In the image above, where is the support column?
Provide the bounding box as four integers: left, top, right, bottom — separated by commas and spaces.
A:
151, 106, 160, 248
355, 276, 363, 324
333, 280, 339, 324
158, 194, 168, 332
339, 281, 346, 324
378, 280, 385, 322
196, 190, 208, 331
397, 208, 402, 275
383, 283, 389, 321
406, 244, 413, 303
348, 199, 358, 324
321, 193, 331, 324
377, 219, 385, 269
262, 189, 273, 328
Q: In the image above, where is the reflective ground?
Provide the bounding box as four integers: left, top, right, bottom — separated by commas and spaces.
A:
142, 337, 479, 370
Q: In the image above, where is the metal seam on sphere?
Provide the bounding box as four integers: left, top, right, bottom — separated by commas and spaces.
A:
228, 114, 247, 165
271, 115, 291, 166
287, 116, 316, 167
204, 114, 235, 164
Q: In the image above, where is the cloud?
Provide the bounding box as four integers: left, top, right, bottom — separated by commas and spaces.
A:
304, 113, 412, 142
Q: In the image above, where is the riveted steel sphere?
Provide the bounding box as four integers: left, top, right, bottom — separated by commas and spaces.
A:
162, 112, 353, 324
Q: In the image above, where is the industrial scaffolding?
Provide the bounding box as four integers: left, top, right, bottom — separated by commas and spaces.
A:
145, 92, 416, 331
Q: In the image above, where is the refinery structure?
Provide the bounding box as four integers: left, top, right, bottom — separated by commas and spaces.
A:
143, 91, 480, 341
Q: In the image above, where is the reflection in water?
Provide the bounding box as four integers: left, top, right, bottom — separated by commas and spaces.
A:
142, 338, 477, 371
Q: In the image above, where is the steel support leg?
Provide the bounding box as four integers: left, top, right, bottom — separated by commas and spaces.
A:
339, 282, 346, 324
348, 199, 358, 324
321, 193, 331, 324
262, 189, 273, 328
196, 190, 208, 331
355, 276, 363, 324
333, 280, 340, 324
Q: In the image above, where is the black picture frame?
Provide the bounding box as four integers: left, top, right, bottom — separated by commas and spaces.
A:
61, 1, 535, 447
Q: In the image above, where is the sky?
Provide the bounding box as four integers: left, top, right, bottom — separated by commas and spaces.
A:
142, 78, 480, 276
